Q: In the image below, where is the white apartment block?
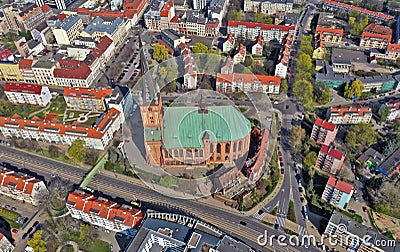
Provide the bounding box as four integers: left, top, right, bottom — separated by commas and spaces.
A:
53, 15, 84, 45
4, 83, 51, 106
227, 20, 296, 42
327, 106, 372, 124
66, 190, 144, 232
0, 233, 14, 252
0, 168, 48, 205
244, 0, 293, 14
0, 108, 122, 150
216, 73, 281, 94
32, 60, 57, 86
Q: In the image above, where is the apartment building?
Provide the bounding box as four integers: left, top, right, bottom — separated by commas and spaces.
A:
327, 106, 372, 124
18, 59, 35, 84
252, 35, 264, 56
360, 24, 392, 50
385, 43, 400, 60
216, 73, 281, 94
80, 17, 126, 47
0, 168, 48, 205
0, 108, 122, 150
54, 59, 94, 87
275, 33, 292, 78
228, 20, 295, 43
66, 190, 143, 232
31, 21, 55, 45
160, 29, 186, 52
63, 87, 113, 111
14, 37, 29, 57
324, 211, 400, 252
20, 3, 46, 31
323, 0, 394, 22
0, 233, 14, 252
379, 100, 400, 122
193, 0, 207, 10
1, 3, 46, 32
322, 177, 354, 209
315, 26, 343, 44
222, 33, 235, 53
32, 60, 57, 86
310, 118, 338, 146
179, 43, 198, 89
90, 35, 115, 69
316, 145, 345, 174
4, 83, 51, 106
53, 15, 84, 45
233, 44, 246, 64
331, 48, 367, 74
0, 61, 25, 82
244, 0, 293, 14
105, 86, 134, 123
123, 0, 148, 18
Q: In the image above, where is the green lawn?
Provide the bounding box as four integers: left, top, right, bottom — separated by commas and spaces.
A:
287, 201, 297, 223
0, 207, 22, 228
338, 209, 363, 223
48, 96, 67, 115
89, 240, 109, 252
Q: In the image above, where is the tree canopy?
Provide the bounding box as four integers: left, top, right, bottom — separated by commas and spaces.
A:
293, 79, 313, 109
192, 43, 209, 54
153, 43, 169, 62
299, 35, 314, 56
27, 230, 47, 252
380, 106, 391, 122
345, 123, 379, 153
304, 151, 318, 168
68, 140, 87, 163
280, 79, 288, 94
290, 125, 306, 154
344, 79, 364, 99
349, 10, 368, 36
227, 10, 242, 21
296, 53, 313, 73
254, 12, 273, 24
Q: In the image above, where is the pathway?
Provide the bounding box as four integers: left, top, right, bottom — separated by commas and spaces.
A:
55, 241, 79, 252
28, 103, 50, 118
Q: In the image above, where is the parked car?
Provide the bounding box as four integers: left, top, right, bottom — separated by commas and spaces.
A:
4, 205, 10, 209
12, 229, 18, 234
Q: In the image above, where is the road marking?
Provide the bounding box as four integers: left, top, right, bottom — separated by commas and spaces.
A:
298, 225, 308, 237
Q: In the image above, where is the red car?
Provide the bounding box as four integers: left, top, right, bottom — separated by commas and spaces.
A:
281, 168, 284, 174
12, 229, 18, 234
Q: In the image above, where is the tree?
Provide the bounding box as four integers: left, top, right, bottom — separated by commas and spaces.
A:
153, 43, 169, 62
280, 79, 288, 94
296, 53, 313, 73
345, 124, 379, 153
254, 12, 273, 24
290, 125, 306, 154
192, 43, 209, 54
304, 151, 318, 168
293, 79, 313, 108
27, 230, 47, 252
300, 35, 313, 56
344, 80, 364, 99
48, 145, 61, 158
314, 82, 331, 105
68, 140, 87, 163
227, 10, 242, 21
319, 89, 332, 105
294, 71, 313, 83
380, 106, 391, 122
348, 10, 368, 36
158, 66, 168, 80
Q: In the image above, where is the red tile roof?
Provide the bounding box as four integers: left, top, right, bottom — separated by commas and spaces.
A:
228, 21, 295, 32
320, 145, 345, 160
157, 39, 174, 54
57, 14, 67, 21
54, 59, 92, 80
364, 24, 392, 35
217, 73, 281, 86
19, 59, 33, 70
92, 35, 113, 58
0, 108, 120, 139
314, 118, 337, 131
323, 0, 394, 20
387, 43, 400, 53
123, 0, 147, 13
160, 1, 174, 17
361, 32, 391, 41
0, 168, 43, 195
0, 49, 13, 61
315, 26, 344, 37
77, 8, 135, 19
64, 87, 113, 99
326, 176, 353, 194
66, 190, 143, 228
4, 82, 43, 95
330, 105, 372, 117
41, 4, 52, 13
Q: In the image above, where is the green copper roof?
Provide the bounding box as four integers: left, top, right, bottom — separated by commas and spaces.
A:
145, 127, 162, 142
163, 106, 251, 149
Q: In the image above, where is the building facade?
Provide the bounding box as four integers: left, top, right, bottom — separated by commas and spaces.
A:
0, 108, 122, 150
66, 190, 143, 232
53, 15, 84, 45
244, 0, 293, 14
327, 106, 372, 124
315, 26, 343, 44
0, 168, 48, 205
310, 118, 338, 146
360, 24, 392, 50
275, 33, 292, 78
322, 176, 354, 209
316, 145, 345, 174
4, 83, 51, 106
63, 87, 113, 111
379, 100, 400, 122
216, 73, 281, 94
0, 61, 25, 82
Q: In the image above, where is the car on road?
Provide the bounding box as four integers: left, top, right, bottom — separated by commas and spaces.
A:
12, 228, 18, 234
4, 205, 10, 209
11, 207, 16, 211
22, 233, 28, 239
281, 168, 284, 174
27, 227, 33, 234
239, 221, 247, 226
110, 244, 113, 250
33, 221, 39, 227
299, 187, 303, 193
274, 223, 279, 229
86, 187, 95, 193
50, 174, 56, 178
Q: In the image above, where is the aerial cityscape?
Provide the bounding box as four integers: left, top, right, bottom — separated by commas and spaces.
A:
0, 0, 400, 251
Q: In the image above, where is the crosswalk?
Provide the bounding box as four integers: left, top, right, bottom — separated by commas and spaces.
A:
276, 213, 286, 228
252, 211, 267, 220
297, 225, 307, 237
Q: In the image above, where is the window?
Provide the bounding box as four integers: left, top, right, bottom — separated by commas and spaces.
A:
238, 141, 242, 151
225, 143, 230, 154
217, 143, 221, 153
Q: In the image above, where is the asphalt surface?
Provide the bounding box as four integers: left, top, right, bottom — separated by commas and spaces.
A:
0, 145, 321, 252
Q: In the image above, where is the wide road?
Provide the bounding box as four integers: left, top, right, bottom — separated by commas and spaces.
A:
0, 145, 318, 252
